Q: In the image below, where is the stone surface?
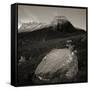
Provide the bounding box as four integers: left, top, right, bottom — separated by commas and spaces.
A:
35, 48, 78, 81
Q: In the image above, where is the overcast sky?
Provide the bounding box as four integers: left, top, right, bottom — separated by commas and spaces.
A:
18, 5, 87, 30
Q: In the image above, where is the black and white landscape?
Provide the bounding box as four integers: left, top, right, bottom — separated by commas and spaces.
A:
17, 6, 87, 86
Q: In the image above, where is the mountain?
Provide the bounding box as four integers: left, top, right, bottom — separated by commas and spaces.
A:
18, 16, 86, 42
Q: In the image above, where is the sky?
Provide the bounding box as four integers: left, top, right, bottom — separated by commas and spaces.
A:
18, 5, 87, 31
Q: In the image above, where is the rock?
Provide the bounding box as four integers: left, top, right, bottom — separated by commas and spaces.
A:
35, 48, 78, 82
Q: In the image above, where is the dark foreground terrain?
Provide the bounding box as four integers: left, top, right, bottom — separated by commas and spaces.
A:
17, 17, 87, 86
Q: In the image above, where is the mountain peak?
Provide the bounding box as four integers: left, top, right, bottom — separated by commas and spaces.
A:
51, 16, 75, 32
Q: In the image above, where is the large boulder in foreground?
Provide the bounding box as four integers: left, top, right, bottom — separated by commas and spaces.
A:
34, 48, 78, 83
